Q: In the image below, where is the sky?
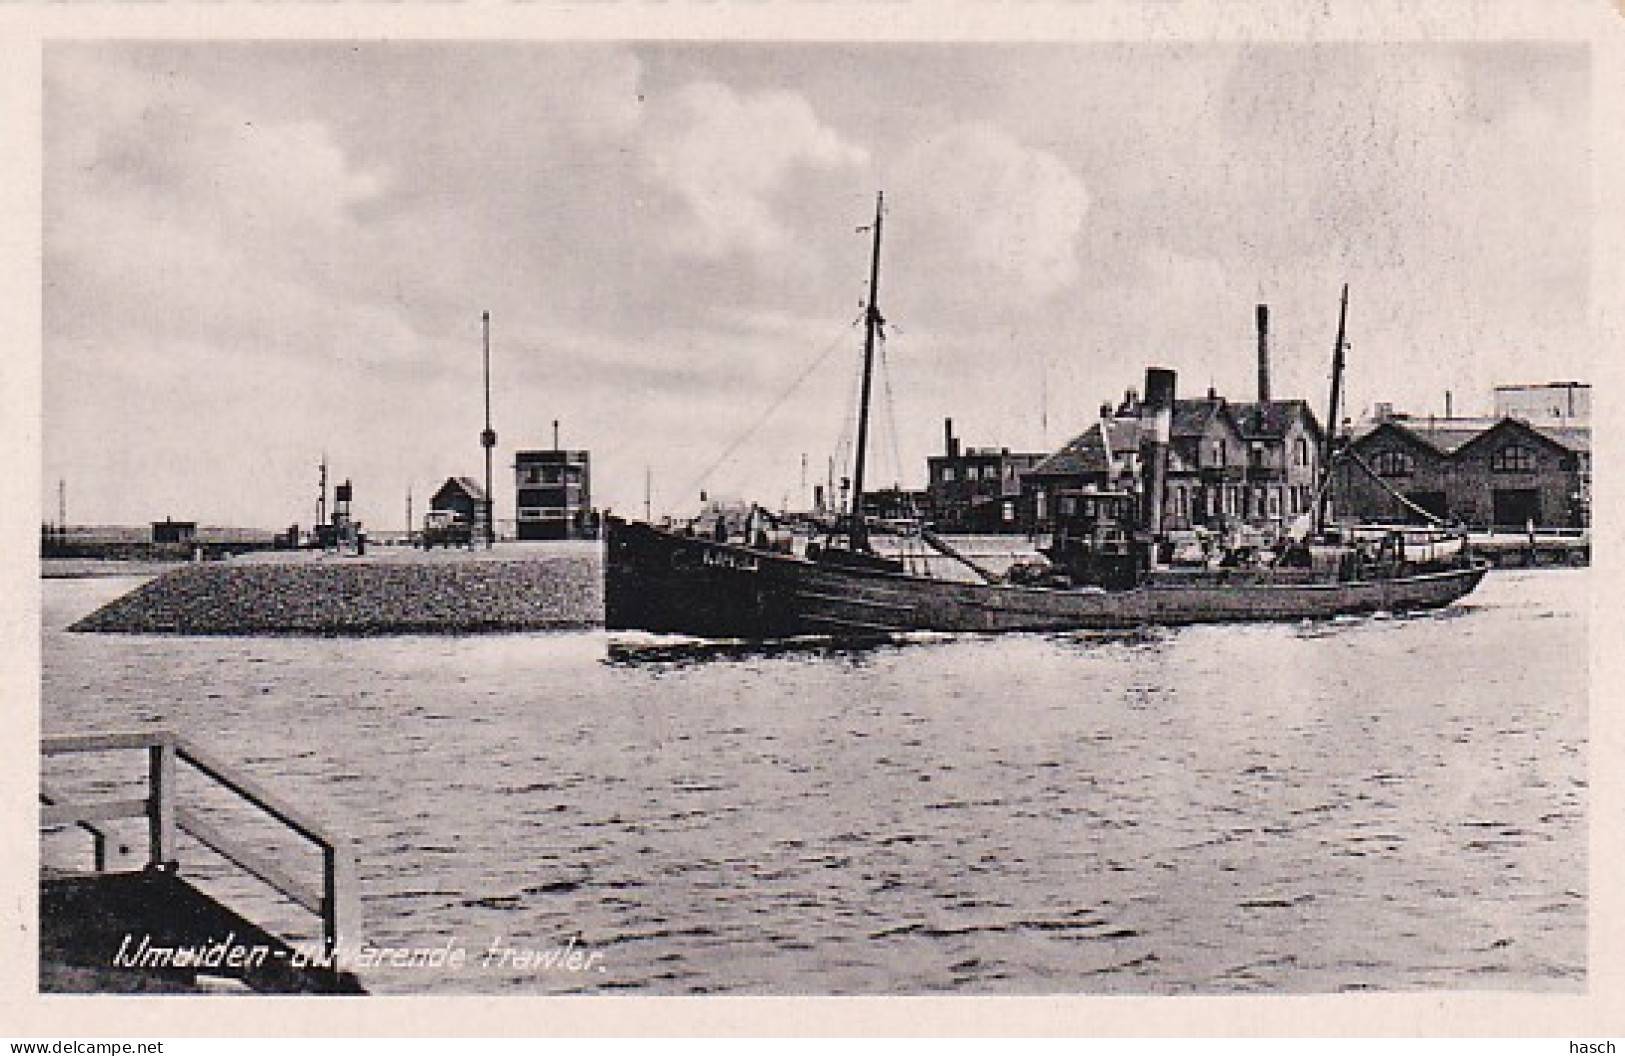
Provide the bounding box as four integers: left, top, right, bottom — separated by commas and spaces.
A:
43, 39, 1593, 530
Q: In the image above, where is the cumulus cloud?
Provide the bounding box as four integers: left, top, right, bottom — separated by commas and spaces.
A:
644, 81, 869, 258
891, 122, 1090, 301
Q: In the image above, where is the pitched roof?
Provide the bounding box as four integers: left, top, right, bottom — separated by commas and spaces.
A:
1029, 418, 1140, 477
1171, 398, 1226, 438
1351, 416, 1590, 457
1454, 417, 1592, 457
1231, 399, 1324, 441
435, 475, 488, 502
1527, 423, 1590, 453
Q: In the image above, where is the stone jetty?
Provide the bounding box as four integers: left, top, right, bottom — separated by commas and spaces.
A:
71, 548, 602, 635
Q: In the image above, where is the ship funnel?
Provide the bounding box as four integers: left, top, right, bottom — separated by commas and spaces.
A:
1138, 367, 1177, 537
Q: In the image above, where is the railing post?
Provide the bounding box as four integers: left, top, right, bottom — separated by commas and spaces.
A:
323, 839, 362, 970
147, 736, 177, 868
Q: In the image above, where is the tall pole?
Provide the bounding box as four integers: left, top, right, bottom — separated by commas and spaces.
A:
318, 455, 328, 528
480, 311, 497, 548
1316, 284, 1350, 535
849, 191, 885, 552
58, 478, 65, 531
644, 465, 652, 523
406, 485, 413, 539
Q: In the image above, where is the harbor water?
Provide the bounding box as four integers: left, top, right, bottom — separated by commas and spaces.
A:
40, 563, 1587, 995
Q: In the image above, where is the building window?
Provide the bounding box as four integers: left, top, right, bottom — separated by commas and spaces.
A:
941, 467, 955, 483
1372, 450, 1414, 477
1212, 441, 1227, 467
1491, 445, 1535, 473
1295, 438, 1310, 467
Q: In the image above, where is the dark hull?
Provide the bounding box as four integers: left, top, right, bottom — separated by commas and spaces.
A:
605, 518, 1490, 639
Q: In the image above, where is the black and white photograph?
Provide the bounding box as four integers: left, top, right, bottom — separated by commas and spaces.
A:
9, 0, 1622, 1037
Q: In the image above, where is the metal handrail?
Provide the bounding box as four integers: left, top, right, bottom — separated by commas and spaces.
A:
40, 729, 361, 966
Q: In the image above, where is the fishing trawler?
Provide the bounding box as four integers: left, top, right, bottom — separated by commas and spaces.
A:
604, 195, 1488, 639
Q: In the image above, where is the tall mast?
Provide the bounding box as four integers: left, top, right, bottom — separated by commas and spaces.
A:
849, 191, 885, 552
1315, 284, 1349, 534
480, 311, 497, 548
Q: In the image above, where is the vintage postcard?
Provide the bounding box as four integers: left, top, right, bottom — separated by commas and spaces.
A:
4, 0, 1622, 1039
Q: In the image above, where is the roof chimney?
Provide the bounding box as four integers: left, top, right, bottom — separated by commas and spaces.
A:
944, 417, 959, 459
1138, 368, 1177, 538
1256, 303, 1271, 403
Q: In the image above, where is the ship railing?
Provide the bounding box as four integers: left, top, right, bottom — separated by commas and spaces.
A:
39, 729, 361, 965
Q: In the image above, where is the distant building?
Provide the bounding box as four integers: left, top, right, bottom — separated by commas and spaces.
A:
514, 449, 593, 540
1021, 413, 1140, 532
430, 476, 487, 527
860, 486, 929, 523
1229, 397, 1324, 527
151, 518, 197, 545
1335, 415, 1590, 531
1024, 389, 1321, 535
1494, 382, 1590, 426
924, 419, 1045, 532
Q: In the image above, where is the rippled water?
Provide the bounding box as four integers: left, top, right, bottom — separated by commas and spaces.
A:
40, 566, 1587, 995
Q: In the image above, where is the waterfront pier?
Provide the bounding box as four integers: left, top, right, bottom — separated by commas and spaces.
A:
39, 730, 364, 994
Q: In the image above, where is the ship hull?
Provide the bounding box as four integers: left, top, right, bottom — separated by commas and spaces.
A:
605, 518, 1490, 639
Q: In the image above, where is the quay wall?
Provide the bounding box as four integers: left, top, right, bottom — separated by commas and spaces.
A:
71, 548, 602, 635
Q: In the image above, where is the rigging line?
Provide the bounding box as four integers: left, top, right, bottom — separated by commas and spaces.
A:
877, 328, 905, 489
830, 324, 867, 482
1341, 447, 1450, 527
678, 315, 864, 506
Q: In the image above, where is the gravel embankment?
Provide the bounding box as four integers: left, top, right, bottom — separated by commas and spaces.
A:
70, 554, 602, 635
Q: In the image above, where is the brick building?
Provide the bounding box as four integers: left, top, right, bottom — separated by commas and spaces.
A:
1024, 391, 1321, 535
1335, 415, 1590, 531
924, 419, 1045, 532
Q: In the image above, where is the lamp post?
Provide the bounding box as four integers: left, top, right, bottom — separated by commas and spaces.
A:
481, 311, 497, 548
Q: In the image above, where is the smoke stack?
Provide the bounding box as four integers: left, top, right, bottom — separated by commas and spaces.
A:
944, 417, 959, 459
1445, 390, 1453, 419
1256, 304, 1271, 403
1138, 367, 1177, 538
